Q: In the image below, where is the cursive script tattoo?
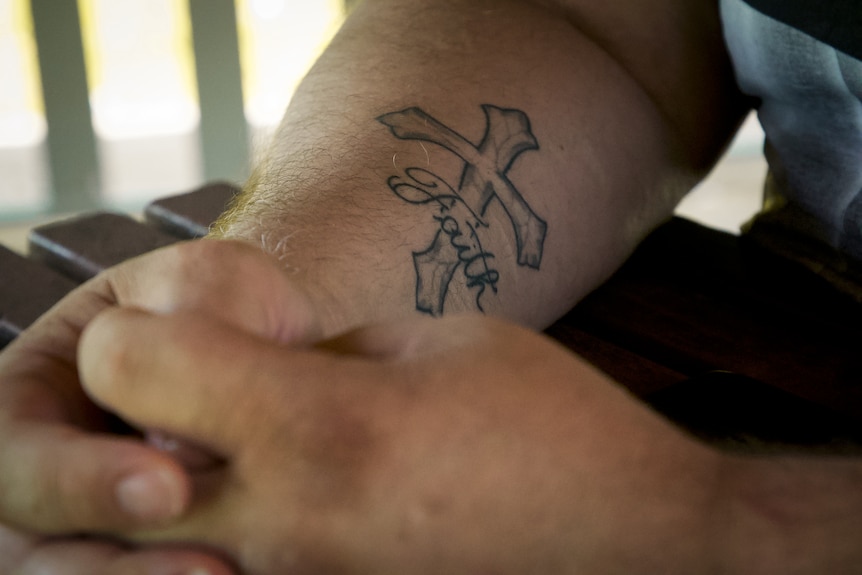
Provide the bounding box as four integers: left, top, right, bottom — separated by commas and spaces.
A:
379, 105, 546, 316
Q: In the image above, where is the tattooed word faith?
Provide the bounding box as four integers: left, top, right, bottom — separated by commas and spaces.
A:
378, 105, 547, 316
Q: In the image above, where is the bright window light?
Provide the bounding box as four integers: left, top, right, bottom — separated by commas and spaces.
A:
236, 0, 344, 131
0, 0, 46, 148
79, 0, 200, 140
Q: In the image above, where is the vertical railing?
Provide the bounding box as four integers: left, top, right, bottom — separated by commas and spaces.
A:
188, 0, 248, 183
25, 0, 354, 214
30, 0, 100, 212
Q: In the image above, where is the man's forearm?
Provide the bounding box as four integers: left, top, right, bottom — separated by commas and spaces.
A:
213, 0, 748, 336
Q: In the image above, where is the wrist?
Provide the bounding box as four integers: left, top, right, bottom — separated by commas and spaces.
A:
207, 226, 406, 338
718, 455, 862, 574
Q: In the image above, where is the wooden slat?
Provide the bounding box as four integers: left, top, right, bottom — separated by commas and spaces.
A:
29, 212, 179, 282
646, 371, 862, 454
144, 181, 240, 238
568, 218, 862, 418
544, 320, 687, 397
0, 244, 77, 349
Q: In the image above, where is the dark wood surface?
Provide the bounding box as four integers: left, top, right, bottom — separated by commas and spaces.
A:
29, 212, 180, 282
557, 218, 862, 412
0, 244, 77, 347
145, 181, 239, 238
1, 183, 242, 341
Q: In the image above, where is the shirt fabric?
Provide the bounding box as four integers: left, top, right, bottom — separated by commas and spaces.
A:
719, 0, 862, 280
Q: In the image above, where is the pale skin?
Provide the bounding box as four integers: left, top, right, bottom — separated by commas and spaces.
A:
0, 0, 860, 573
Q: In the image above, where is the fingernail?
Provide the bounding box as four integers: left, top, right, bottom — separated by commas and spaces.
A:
161, 564, 214, 575
116, 468, 184, 523
165, 568, 211, 575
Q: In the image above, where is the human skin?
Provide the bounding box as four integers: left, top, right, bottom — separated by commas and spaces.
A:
4, 0, 856, 572
73, 302, 732, 574
0, 242, 315, 575
75, 287, 862, 574
210, 0, 748, 333
2, 241, 862, 574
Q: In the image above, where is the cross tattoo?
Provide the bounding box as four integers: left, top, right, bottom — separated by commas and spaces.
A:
379, 104, 547, 316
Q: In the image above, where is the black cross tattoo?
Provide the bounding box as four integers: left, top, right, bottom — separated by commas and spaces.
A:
379, 105, 547, 316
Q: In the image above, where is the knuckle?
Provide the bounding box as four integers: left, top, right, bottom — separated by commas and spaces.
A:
5, 450, 69, 532
162, 241, 213, 290
82, 313, 140, 401
51, 454, 96, 528
172, 239, 252, 295
177, 237, 243, 270
175, 236, 219, 265
284, 386, 386, 512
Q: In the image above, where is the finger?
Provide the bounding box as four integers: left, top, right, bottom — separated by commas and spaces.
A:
0, 523, 34, 569
10, 538, 235, 575
0, 424, 190, 533
0, 240, 317, 425
78, 307, 296, 454
109, 239, 322, 344
108, 241, 323, 469
0, 278, 120, 426
320, 314, 491, 359
0, 279, 190, 534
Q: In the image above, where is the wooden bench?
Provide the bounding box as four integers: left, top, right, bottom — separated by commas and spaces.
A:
2, 183, 861, 454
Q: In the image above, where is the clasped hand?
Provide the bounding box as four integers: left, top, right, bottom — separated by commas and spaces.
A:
4, 240, 860, 575
0, 240, 320, 574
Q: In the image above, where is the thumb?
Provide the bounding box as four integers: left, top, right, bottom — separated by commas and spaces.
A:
78, 307, 299, 456
110, 239, 323, 345
107, 240, 324, 468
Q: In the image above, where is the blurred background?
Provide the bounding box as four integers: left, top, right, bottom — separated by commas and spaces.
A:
0, 0, 349, 218
0, 0, 765, 234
